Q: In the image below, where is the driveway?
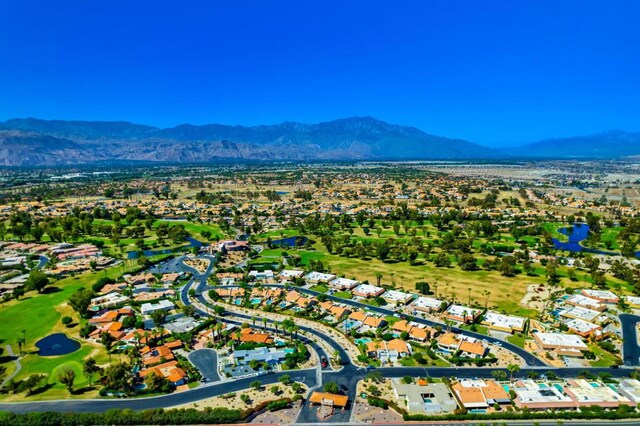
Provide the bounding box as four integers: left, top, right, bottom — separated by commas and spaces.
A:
188, 348, 221, 382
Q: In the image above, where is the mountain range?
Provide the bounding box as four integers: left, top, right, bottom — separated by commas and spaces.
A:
0, 117, 639, 166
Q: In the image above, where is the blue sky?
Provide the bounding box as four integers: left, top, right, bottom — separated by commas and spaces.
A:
1, 1, 639, 147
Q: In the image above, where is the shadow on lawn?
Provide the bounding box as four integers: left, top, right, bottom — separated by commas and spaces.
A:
72, 385, 98, 395
0, 355, 17, 363
29, 383, 54, 396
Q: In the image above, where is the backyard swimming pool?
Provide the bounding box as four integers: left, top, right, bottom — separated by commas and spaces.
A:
355, 337, 372, 345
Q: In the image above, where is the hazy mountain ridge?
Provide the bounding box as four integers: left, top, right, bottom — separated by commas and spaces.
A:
1, 117, 639, 166
507, 130, 640, 158
0, 117, 497, 165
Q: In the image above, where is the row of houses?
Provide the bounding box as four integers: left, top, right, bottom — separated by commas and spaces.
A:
393, 377, 640, 415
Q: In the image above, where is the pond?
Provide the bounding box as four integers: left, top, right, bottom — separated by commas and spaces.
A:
126, 237, 206, 259
271, 236, 308, 248
36, 333, 81, 356
552, 223, 614, 255
552, 223, 640, 258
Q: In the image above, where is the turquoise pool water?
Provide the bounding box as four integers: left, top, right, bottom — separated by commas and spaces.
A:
250, 298, 261, 304
539, 383, 550, 389
284, 348, 295, 354
355, 338, 372, 345
590, 382, 600, 387
553, 383, 564, 393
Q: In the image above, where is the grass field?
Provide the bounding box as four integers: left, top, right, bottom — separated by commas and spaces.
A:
0, 255, 170, 400
588, 343, 621, 367
258, 237, 630, 317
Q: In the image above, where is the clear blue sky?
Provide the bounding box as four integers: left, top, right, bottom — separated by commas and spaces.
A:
1, 1, 639, 146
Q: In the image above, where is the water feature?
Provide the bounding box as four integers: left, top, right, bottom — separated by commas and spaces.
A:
551, 223, 619, 256
271, 236, 308, 248
36, 333, 81, 356
127, 237, 206, 259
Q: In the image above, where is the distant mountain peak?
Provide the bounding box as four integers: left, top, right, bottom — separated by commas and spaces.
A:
0, 116, 500, 166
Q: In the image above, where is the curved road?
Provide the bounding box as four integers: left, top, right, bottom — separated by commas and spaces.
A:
1, 254, 636, 419
208, 283, 547, 366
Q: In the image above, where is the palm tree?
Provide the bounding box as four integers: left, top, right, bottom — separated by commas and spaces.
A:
375, 272, 383, 287
507, 363, 520, 382
483, 290, 491, 309
262, 317, 268, 331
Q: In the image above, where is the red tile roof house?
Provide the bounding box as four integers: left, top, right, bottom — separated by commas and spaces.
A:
139, 360, 187, 387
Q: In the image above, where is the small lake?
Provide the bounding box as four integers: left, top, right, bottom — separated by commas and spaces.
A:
127, 237, 206, 259
36, 333, 81, 356
271, 236, 308, 248
551, 223, 639, 257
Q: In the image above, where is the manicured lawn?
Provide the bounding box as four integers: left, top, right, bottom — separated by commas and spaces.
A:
589, 343, 621, 367
312, 246, 539, 315
543, 222, 568, 241
506, 333, 526, 348
494, 301, 540, 319
257, 248, 286, 257
460, 324, 489, 335
156, 221, 226, 240
333, 291, 353, 299
256, 229, 300, 239
297, 250, 327, 266
310, 284, 329, 293
598, 227, 623, 250
0, 257, 167, 400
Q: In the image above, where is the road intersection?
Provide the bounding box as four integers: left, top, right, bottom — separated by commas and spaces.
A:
1, 253, 639, 424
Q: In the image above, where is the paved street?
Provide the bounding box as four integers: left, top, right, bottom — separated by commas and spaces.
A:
209, 283, 547, 366
1, 252, 638, 424
0, 369, 317, 414
188, 348, 221, 382
620, 313, 640, 366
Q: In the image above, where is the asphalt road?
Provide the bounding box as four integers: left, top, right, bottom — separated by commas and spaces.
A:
3, 253, 635, 421
188, 348, 221, 382
209, 283, 547, 366
0, 369, 317, 414
620, 313, 640, 366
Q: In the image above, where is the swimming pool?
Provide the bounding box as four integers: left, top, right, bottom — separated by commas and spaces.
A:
250, 298, 261, 304
355, 337, 372, 345
538, 383, 550, 389
343, 319, 360, 330
553, 383, 564, 393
